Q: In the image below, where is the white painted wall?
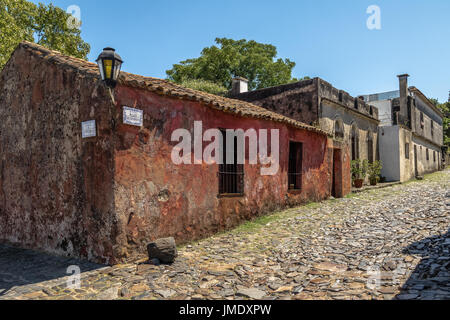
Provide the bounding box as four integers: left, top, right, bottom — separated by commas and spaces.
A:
378, 126, 400, 182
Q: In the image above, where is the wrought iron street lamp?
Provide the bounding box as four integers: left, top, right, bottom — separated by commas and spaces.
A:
96, 47, 123, 88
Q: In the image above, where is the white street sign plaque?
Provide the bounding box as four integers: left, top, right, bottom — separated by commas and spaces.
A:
82, 120, 96, 138
123, 106, 143, 127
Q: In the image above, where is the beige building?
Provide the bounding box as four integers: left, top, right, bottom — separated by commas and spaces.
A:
363, 75, 444, 182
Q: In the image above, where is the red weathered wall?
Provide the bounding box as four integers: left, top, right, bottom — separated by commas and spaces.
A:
112, 86, 333, 260
0, 44, 337, 265
0, 46, 119, 264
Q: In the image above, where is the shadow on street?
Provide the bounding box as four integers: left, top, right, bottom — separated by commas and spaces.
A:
0, 244, 104, 297
396, 229, 450, 300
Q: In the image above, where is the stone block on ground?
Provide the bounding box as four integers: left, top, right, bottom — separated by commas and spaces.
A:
147, 237, 178, 264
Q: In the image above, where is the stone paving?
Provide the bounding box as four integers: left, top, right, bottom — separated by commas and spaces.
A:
0, 170, 449, 300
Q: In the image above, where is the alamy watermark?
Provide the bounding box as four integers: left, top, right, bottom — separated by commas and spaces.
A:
66, 265, 81, 289
66, 5, 82, 30
367, 5, 381, 30
366, 260, 406, 290
171, 121, 280, 176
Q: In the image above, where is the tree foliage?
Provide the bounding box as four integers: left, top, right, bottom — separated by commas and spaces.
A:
437, 101, 450, 147
166, 38, 301, 92
0, 0, 90, 69
179, 79, 228, 96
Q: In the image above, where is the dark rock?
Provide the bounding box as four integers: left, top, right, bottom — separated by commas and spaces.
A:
149, 258, 161, 266
147, 238, 178, 264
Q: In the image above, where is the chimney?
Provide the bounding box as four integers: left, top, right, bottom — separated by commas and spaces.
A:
397, 74, 410, 122
231, 77, 248, 95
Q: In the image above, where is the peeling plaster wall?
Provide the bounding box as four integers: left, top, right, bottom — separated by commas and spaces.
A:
0, 48, 334, 264
399, 127, 414, 183
113, 86, 333, 259
412, 136, 441, 177
411, 96, 443, 147
0, 46, 119, 265
320, 102, 379, 164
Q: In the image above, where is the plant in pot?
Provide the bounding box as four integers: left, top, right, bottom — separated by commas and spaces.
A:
351, 159, 368, 188
368, 160, 383, 186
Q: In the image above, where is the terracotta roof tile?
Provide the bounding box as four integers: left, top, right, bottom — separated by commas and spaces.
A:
18, 41, 328, 136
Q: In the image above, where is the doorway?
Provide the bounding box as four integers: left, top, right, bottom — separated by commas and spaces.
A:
414, 145, 418, 177
332, 148, 342, 198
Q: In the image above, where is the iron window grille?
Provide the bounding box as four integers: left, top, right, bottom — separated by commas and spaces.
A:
218, 130, 244, 196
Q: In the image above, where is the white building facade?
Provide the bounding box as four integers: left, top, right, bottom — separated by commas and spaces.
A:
363, 75, 444, 182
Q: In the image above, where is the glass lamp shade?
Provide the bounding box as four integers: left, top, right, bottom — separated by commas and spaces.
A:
96, 47, 123, 88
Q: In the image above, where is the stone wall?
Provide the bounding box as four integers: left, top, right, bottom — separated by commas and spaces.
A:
318, 79, 379, 121
0, 45, 120, 264
231, 79, 320, 126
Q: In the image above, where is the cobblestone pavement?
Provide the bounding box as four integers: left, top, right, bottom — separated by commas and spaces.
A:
1, 170, 449, 300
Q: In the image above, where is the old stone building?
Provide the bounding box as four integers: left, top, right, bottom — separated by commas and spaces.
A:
231, 77, 380, 193
363, 75, 444, 182
0, 42, 343, 264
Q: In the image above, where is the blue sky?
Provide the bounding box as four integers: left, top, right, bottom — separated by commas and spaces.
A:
32, 0, 449, 102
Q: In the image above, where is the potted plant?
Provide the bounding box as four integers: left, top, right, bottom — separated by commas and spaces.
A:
351, 159, 368, 188
368, 160, 383, 186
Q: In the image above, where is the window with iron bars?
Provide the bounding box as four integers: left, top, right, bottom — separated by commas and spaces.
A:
218, 130, 244, 196
288, 142, 303, 190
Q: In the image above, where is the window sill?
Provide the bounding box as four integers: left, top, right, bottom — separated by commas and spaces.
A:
288, 189, 302, 195
218, 194, 245, 199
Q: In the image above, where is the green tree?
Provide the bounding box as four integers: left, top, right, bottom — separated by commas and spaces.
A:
437, 101, 450, 147
429, 98, 439, 107
0, 0, 36, 68
166, 38, 302, 92
0, 0, 90, 69
179, 79, 228, 96
33, 3, 90, 60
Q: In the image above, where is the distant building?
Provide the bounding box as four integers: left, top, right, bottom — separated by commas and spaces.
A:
362, 75, 444, 181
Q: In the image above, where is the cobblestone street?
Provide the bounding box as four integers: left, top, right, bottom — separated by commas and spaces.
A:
1, 170, 449, 301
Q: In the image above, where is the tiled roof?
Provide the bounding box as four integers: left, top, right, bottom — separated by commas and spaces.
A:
17, 41, 328, 136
